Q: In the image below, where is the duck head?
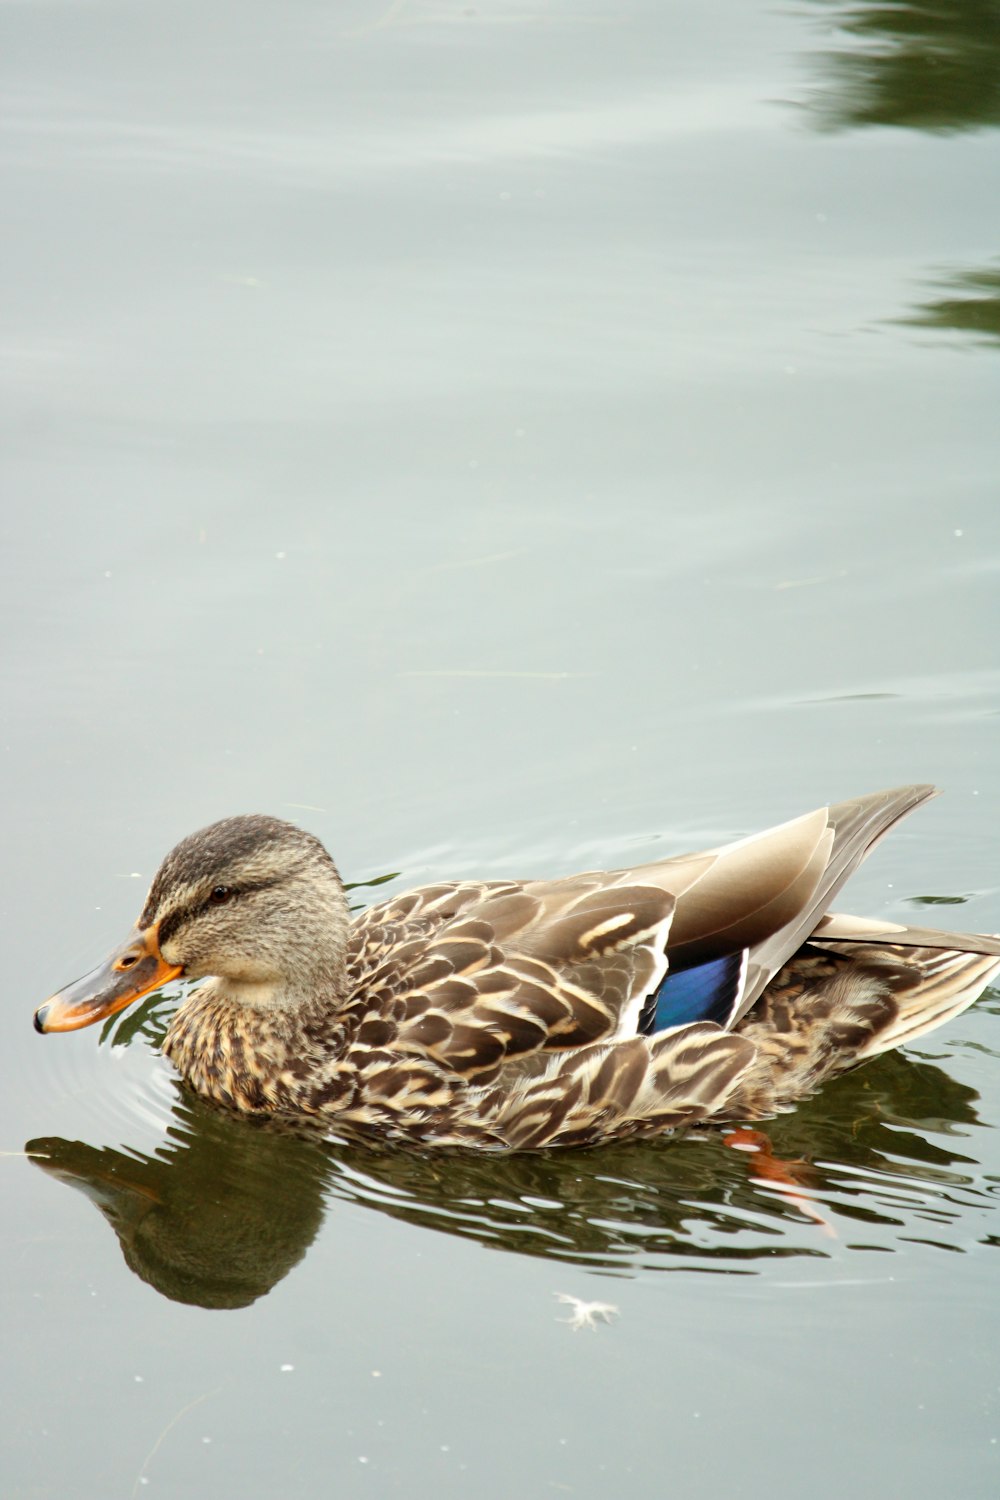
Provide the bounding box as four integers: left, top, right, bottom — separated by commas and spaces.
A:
34, 815, 350, 1032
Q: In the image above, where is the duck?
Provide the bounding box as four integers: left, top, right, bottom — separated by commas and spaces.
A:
34, 784, 1000, 1151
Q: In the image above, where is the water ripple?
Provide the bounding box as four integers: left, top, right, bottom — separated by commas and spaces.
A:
23, 1032, 999, 1307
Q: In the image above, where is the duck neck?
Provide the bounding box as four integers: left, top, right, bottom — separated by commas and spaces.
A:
163, 977, 347, 1113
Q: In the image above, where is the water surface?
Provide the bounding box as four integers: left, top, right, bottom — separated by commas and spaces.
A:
2, 2, 999, 1496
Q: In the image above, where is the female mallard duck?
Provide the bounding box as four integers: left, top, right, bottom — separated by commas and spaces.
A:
34, 785, 1000, 1150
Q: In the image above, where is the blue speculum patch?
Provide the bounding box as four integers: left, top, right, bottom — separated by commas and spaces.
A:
643, 951, 744, 1034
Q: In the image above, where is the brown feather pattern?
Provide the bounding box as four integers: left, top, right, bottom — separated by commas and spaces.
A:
42, 787, 996, 1149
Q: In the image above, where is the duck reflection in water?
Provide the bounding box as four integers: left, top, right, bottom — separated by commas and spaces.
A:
26, 1045, 994, 1309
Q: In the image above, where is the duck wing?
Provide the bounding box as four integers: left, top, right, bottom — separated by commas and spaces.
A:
351, 785, 966, 1084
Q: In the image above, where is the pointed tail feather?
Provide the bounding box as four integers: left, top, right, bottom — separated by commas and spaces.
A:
815, 912, 1000, 958
735, 784, 941, 1019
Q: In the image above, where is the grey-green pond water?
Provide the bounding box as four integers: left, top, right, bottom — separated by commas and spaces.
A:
2, 1, 1000, 1496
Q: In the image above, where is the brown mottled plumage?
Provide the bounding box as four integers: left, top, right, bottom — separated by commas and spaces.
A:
35, 786, 1000, 1149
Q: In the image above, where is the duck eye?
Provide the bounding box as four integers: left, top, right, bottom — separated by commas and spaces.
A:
209, 885, 233, 905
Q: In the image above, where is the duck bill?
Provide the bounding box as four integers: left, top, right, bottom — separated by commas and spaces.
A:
34, 928, 182, 1034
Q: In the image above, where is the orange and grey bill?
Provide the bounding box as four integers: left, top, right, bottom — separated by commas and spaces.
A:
34, 927, 182, 1033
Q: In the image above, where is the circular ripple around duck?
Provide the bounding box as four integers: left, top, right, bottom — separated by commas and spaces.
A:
26, 992, 181, 1155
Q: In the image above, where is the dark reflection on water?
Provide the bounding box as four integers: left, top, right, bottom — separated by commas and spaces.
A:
900, 262, 1000, 345
26, 1041, 995, 1308
804, 0, 1000, 132
28, 1110, 330, 1311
